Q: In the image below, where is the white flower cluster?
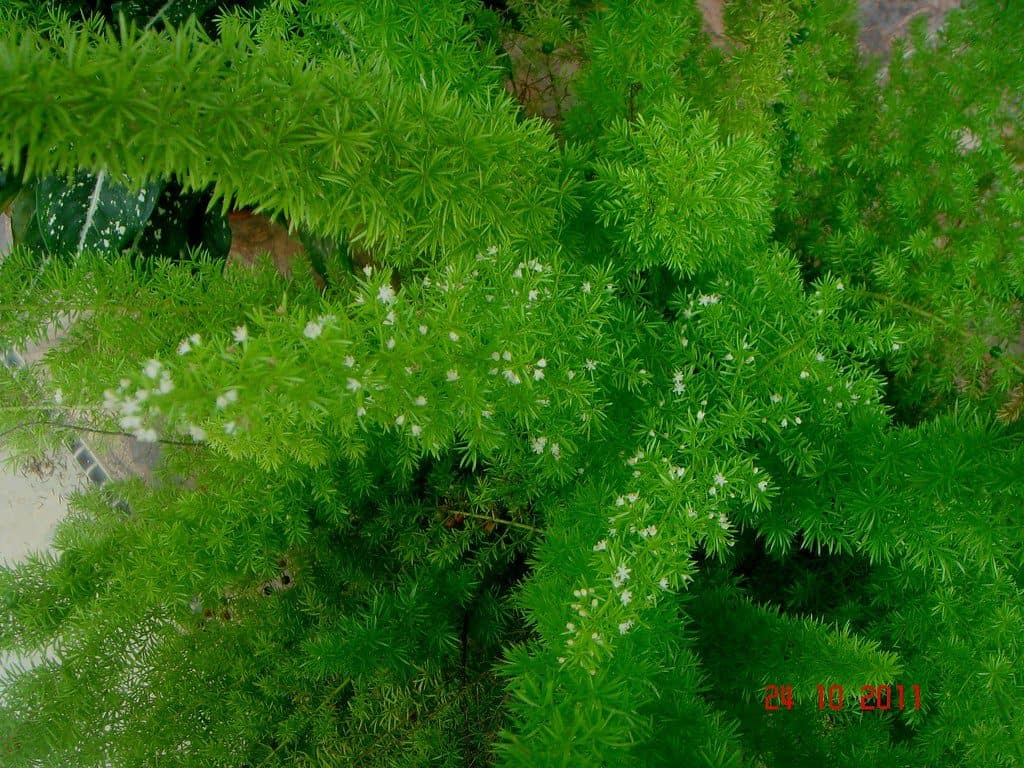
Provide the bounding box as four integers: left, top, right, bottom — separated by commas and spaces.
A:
672, 370, 686, 395
611, 563, 631, 589
530, 435, 561, 459
511, 258, 545, 279
103, 358, 178, 443
303, 314, 337, 340
215, 389, 238, 410
177, 333, 202, 355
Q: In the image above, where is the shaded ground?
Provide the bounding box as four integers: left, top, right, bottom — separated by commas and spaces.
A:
857, 0, 961, 57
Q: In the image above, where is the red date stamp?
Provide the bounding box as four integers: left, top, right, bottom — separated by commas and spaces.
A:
764, 684, 921, 711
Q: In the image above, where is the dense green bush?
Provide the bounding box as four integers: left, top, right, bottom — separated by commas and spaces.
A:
0, 0, 1022, 765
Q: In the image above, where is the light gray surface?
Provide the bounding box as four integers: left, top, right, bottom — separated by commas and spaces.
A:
0, 445, 82, 566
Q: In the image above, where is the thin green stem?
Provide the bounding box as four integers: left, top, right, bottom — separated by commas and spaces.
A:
0, 419, 198, 447
455, 509, 542, 534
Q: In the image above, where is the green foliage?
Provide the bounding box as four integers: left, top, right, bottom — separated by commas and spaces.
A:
0, 0, 1023, 766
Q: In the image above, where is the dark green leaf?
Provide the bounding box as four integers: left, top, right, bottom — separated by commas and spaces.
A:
134, 180, 230, 261
35, 170, 163, 257
8, 180, 46, 252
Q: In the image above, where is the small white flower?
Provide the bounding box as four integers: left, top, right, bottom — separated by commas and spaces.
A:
383, 310, 396, 325
377, 284, 396, 304
395, 414, 406, 426
487, 245, 498, 256
836, 281, 844, 291
582, 281, 592, 293
892, 342, 901, 351
233, 326, 248, 343
724, 353, 734, 361
158, 376, 174, 394
758, 480, 769, 492
144, 359, 162, 379
534, 369, 545, 381
53, 388, 63, 404
771, 393, 782, 403
619, 620, 634, 635
344, 356, 356, 368
446, 370, 459, 382
714, 473, 727, 487
449, 331, 460, 342
119, 415, 142, 430
619, 590, 632, 606
531, 436, 548, 454
215, 390, 237, 410
503, 370, 521, 385
640, 525, 657, 538
550, 443, 561, 459
528, 290, 538, 302
957, 128, 981, 155
584, 359, 596, 371
795, 416, 802, 424
119, 398, 141, 416
189, 333, 201, 346
626, 492, 638, 504
566, 370, 576, 379
659, 577, 669, 590
708, 486, 718, 496
502, 351, 512, 361
419, 325, 428, 335
816, 352, 825, 362
593, 539, 607, 552
188, 424, 207, 442
304, 322, 323, 339
799, 370, 810, 379
615, 564, 631, 583
346, 378, 361, 392
410, 424, 422, 437
362, 265, 373, 277
698, 294, 720, 306
696, 410, 705, 422
481, 410, 493, 418
177, 339, 192, 355
781, 418, 789, 428
414, 396, 427, 406
566, 622, 576, 632
135, 428, 159, 443
536, 358, 547, 368
356, 406, 367, 417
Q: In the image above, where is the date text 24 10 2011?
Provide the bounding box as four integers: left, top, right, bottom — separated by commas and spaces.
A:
764, 684, 922, 711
